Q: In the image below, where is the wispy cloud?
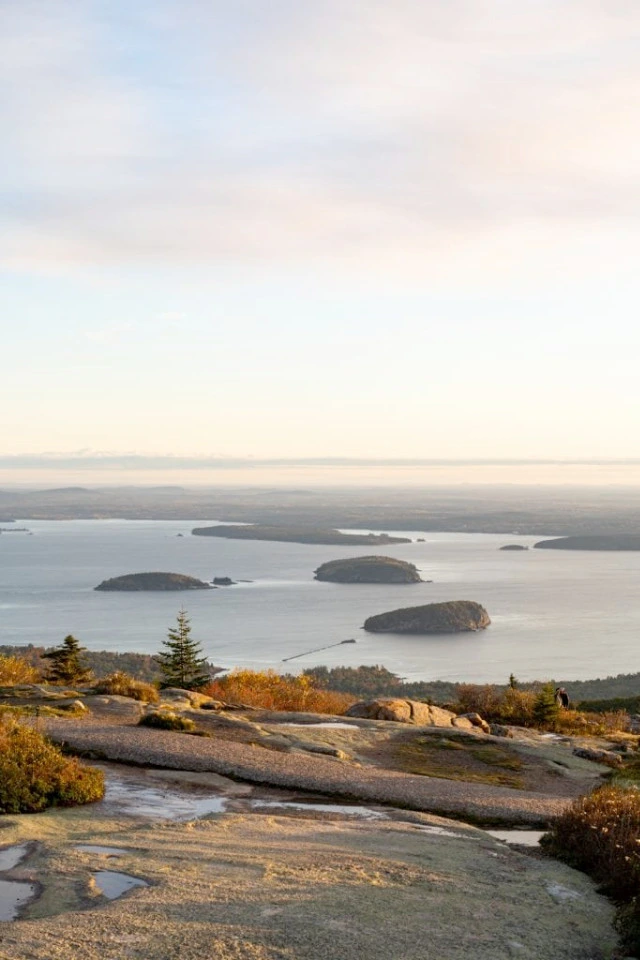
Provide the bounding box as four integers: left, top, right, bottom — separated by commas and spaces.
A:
2, 1, 639, 275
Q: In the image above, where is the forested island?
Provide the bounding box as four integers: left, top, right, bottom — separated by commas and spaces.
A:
363, 600, 490, 634
95, 572, 213, 591
534, 535, 640, 551
192, 524, 411, 545
314, 556, 422, 584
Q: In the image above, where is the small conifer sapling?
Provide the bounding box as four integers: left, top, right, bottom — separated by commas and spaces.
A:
155, 609, 211, 690
43, 635, 93, 685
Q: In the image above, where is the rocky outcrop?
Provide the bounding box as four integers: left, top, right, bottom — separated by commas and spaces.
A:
499, 544, 529, 551
95, 572, 213, 591
456, 712, 491, 733
345, 698, 460, 727
314, 556, 422, 584
572, 746, 624, 767
535, 535, 640, 551
363, 600, 490, 634
212, 577, 236, 586
191, 525, 410, 546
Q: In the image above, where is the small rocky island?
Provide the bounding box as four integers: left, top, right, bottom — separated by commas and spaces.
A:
192, 524, 411, 546
363, 600, 490, 634
534, 535, 640, 551
314, 556, 422, 584
95, 572, 214, 591
499, 544, 529, 551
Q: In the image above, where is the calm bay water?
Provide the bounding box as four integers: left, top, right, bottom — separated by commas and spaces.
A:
2, 519, 640, 683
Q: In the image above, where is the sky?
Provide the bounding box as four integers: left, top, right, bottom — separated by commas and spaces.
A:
2, 0, 640, 479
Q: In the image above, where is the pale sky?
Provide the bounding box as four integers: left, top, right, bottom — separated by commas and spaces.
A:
2, 1, 639, 466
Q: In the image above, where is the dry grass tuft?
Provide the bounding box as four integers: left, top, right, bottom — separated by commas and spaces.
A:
0, 655, 40, 686
94, 671, 159, 703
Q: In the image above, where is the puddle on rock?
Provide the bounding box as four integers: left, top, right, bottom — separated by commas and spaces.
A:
95, 766, 229, 821
412, 824, 470, 839
280, 722, 358, 730
487, 830, 545, 847
0, 879, 38, 921
92, 871, 148, 900
76, 845, 128, 857
0, 844, 31, 872
250, 800, 387, 820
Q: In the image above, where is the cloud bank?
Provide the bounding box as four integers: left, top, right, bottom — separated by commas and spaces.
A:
2, 0, 639, 274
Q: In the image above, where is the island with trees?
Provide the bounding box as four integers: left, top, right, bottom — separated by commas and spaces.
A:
363, 600, 491, 634
95, 572, 213, 591
191, 524, 411, 545
534, 535, 640, 551
314, 556, 422, 584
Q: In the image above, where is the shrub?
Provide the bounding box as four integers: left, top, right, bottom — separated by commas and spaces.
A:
94, 671, 159, 703
0, 655, 40, 686
138, 710, 195, 732
455, 683, 536, 726
542, 785, 640, 955
202, 669, 356, 714
0, 717, 105, 813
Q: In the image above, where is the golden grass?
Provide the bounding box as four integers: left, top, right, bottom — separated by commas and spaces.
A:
0, 655, 40, 685
94, 671, 159, 703
203, 669, 357, 714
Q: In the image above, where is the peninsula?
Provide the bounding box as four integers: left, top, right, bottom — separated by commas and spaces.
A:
363, 600, 491, 634
314, 556, 422, 584
534, 535, 640, 551
191, 524, 411, 546
95, 572, 213, 591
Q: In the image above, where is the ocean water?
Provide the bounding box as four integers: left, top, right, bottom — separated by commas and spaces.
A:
2, 519, 640, 683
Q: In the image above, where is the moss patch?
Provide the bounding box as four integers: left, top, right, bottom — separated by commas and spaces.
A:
393, 734, 524, 788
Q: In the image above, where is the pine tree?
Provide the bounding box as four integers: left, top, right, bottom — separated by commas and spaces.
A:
155, 609, 211, 690
43, 635, 93, 685
533, 682, 560, 727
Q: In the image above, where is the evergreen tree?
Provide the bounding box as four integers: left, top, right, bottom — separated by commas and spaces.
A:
533, 682, 560, 727
155, 609, 210, 690
43, 635, 93, 685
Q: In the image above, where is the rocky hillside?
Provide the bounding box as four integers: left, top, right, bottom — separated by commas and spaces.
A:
363, 600, 490, 634
95, 572, 213, 591
535, 535, 640, 550
192, 524, 411, 545
314, 556, 422, 584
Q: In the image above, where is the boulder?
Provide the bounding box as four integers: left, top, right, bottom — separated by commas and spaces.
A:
55, 698, 87, 712
363, 600, 490, 634
83, 695, 145, 720
572, 747, 624, 768
345, 698, 457, 726
489, 724, 514, 738
160, 688, 213, 709
457, 712, 491, 734
451, 716, 475, 730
